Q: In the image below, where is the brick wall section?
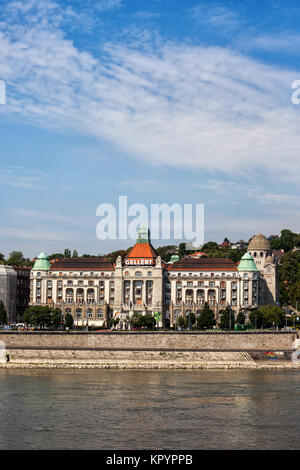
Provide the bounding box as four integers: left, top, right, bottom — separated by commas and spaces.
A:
0, 331, 296, 351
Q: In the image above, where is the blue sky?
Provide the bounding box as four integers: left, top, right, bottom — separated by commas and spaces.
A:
1, 0, 300, 257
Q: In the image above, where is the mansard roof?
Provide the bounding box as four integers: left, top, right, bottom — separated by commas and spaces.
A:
167, 256, 238, 271
50, 257, 114, 271
126, 243, 158, 260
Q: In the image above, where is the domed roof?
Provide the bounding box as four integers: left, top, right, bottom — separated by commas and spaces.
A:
248, 233, 270, 251
32, 252, 50, 271
238, 253, 258, 272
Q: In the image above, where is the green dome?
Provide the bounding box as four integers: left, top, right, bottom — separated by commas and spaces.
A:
238, 253, 258, 272
170, 254, 180, 263
32, 252, 50, 271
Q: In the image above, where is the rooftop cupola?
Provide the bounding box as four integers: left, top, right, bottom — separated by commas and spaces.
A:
32, 252, 50, 271
238, 253, 258, 272
137, 226, 150, 244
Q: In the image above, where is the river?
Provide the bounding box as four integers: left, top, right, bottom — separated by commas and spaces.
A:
0, 369, 299, 450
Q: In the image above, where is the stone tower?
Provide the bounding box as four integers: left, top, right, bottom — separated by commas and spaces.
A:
247, 234, 278, 305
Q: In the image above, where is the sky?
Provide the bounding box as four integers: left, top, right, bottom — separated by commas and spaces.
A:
0, 0, 300, 257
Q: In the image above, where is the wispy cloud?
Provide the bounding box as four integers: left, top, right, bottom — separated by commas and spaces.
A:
188, 4, 240, 30
0, 0, 300, 185
95, 0, 123, 12
249, 33, 300, 55
0, 167, 48, 190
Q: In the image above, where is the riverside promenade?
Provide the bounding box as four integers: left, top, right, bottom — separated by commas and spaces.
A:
0, 331, 299, 369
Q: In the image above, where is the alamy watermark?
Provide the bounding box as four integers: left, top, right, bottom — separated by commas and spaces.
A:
96, 196, 204, 249
0, 341, 7, 363
291, 338, 300, 365
291, 80, 300, 105
0, 81, 6, 105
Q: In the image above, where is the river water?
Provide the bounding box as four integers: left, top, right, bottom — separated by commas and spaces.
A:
0, 369, 299, 450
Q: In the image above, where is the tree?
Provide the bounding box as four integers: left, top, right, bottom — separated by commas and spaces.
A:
72, 250, 78, 258
51, 308, 62, 328
201, 241, 219, 252
280, 229, 298, 252
178, 243, 187, 260
236, 309, 245, 325
7, 251, 24, 266
23, 306, 52, 329
48, 253, 64, 260
64, 249, 71, 258
219, 307, 235, 330
110, 318, 120, 328
132, 313, 155, 329
197, 303, 215, 329
249, 309, 264, 329
177, 316, 187, 329
64, 312, 74, 329
0, 301, 7, 325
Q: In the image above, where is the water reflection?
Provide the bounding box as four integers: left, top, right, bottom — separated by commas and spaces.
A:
0, 369, 299, 449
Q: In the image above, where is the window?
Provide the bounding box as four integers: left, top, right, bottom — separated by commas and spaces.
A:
189, 273, 193, 277
147, 271, 152, 277
211, 273, 214, 278
36, 272, 41, 278
125, 271, 130, 277
67, 280, 73, 285
97, 309, 103, 318
135, 271, 142, 277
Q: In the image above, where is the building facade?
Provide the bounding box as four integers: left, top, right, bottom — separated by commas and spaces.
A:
14, 266, 31, 322
0, 265, 17, 323
30, 230, 278, 328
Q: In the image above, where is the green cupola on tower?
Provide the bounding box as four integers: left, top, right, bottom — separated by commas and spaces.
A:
137, 226, 150, 244
238, 253, 258, 272
32, 252, 51, 271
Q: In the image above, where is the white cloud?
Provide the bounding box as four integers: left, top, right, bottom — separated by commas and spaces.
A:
250, 33, 300, 54
0, 167, 47, 190
0, 0, 300, 184
188, 4, 239, 30
95, 0, 123, 12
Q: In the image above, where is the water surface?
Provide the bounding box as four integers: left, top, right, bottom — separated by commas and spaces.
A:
0, 369, 299, 449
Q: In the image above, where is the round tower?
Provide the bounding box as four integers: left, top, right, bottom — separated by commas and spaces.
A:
248, 234, 273, 268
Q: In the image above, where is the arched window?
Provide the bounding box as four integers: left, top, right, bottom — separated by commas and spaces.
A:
97, 309, 103, 318
135, 271, 142, 277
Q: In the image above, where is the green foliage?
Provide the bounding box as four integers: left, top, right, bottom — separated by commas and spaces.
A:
0, 300, 7, 325
279, 251, 300, 306
201, 241, 219, 252
110, 317, 120, 328
48, 253, 64, 259
197, 303, 215, 329
219, 306, 235, 330
64, 312, 74, 329
178, 243, 187, 260
177, 316, 187, 329
132, 313, 155, 329
155, 245, 177, 262
7, 251, 24, 266
64, 249, 71, 258
249, 305, 285, 329
72, 250, 78, 258
236, 309, 245, 325
106, 250, 127, 264
23, 306, 63, 329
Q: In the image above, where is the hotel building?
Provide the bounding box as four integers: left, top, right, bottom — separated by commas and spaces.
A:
30, 229, 278, 328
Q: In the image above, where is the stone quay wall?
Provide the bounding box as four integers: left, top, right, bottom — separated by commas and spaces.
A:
0, 331, 296, 353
